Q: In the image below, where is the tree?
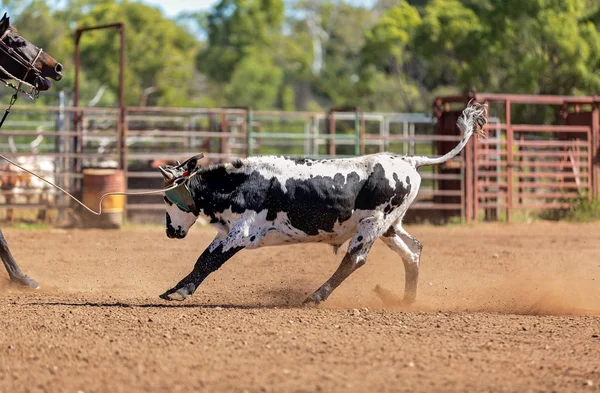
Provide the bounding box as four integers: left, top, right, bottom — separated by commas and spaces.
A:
6, 0, 600, 113
413, 0, 600, 95
412, 0, 485, 90
284, 1, 378, 109
75, 0, 199, 106
359, 1, 424, 111
225, 48, 283, 108
198, 0, 285, 83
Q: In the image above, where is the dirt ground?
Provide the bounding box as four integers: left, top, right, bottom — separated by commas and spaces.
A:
1, 221, 600, 393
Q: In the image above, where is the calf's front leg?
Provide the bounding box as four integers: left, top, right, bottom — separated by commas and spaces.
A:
160, 237, 244, 301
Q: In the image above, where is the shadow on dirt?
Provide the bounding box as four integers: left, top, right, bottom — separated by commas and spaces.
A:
28, 301, 299, 309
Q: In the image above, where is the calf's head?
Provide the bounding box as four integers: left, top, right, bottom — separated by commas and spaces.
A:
160, 154, 203, 239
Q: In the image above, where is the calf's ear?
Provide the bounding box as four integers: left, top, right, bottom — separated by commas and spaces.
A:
176, 153, 204, 172
186, 158, 198, 174
185, 153, 204, 174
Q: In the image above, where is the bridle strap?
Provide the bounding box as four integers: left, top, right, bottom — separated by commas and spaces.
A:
17, 46, 42, 89
0, 43, 43, 129
0, 27, 44, 100
0, 91, 17, 128
0, 28, 43, 75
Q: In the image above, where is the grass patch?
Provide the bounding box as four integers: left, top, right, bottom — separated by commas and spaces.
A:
538, 195, 600, 222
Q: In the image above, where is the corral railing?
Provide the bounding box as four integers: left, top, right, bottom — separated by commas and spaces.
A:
123, 108, 462, 218
0, 102, 120, 222
123, 107, 248, 217
248, 110, 467, 217
0, 93, 599, 224
437, 92, 600, 222
475, 124, 592, 221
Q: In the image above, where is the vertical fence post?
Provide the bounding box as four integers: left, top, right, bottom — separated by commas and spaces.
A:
246, 108, 253, 157
56, 91, 66, 222
473, 132, 480, 221
118, 24, 125, 172
473, 100, 486, 221
122, 107, 129, 217
312, 114, 319, 156
303, 114, 311, 156
220, 111, 228, 162
465, 123, 474, 222
354, 110, 360, 156
360, 111, 366, 156
328, 110, 335, 157
592, 102, 599, 199
588, 127, 593, 202
464, 136, 471, 222
505, 99, 513, 222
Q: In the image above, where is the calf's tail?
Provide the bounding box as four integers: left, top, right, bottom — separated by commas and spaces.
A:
409, 102, 488, 168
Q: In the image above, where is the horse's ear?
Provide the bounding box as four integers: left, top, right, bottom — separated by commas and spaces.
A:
0, 13, 8, 32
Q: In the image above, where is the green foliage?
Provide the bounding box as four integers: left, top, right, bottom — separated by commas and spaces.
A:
199, 0, 284, 83
76, 0, 199, 106
362, 1, 421, 65
358, 1, 425, 111
538, 195, 600, 222
225, 49, 283, 109
2, 0, 600, 111
280, 84, 296, 111
414, 0, 484, 89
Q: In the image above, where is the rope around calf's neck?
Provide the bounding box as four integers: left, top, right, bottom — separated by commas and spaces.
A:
0, 152, 183, 216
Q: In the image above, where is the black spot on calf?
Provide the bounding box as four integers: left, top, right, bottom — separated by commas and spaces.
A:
186, 161, 412, 237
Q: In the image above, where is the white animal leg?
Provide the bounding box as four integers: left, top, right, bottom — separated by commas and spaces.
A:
304, 216, 385, 305
380, 223, 422, 304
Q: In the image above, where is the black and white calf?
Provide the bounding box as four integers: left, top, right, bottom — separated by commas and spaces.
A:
159, 103, 487, 305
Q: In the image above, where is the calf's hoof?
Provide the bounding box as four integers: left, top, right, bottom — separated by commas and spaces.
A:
399, 297, 416, 308
159, 283, 196, 301
11, 275, 39, 289
302, 291, 327, 307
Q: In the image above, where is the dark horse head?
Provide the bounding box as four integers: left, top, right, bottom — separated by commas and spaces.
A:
0, 13, 62, 93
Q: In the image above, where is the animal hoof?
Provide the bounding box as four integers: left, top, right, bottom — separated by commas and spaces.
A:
302, 293, 324, 307
159, 292, 172, 301
11, 275, 39, 289
159, 283, 195, 301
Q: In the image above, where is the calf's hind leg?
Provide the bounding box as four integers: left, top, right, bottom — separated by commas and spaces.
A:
380, 223, 422, 304
303, 216, 385, 306
0, 229, 39, 288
